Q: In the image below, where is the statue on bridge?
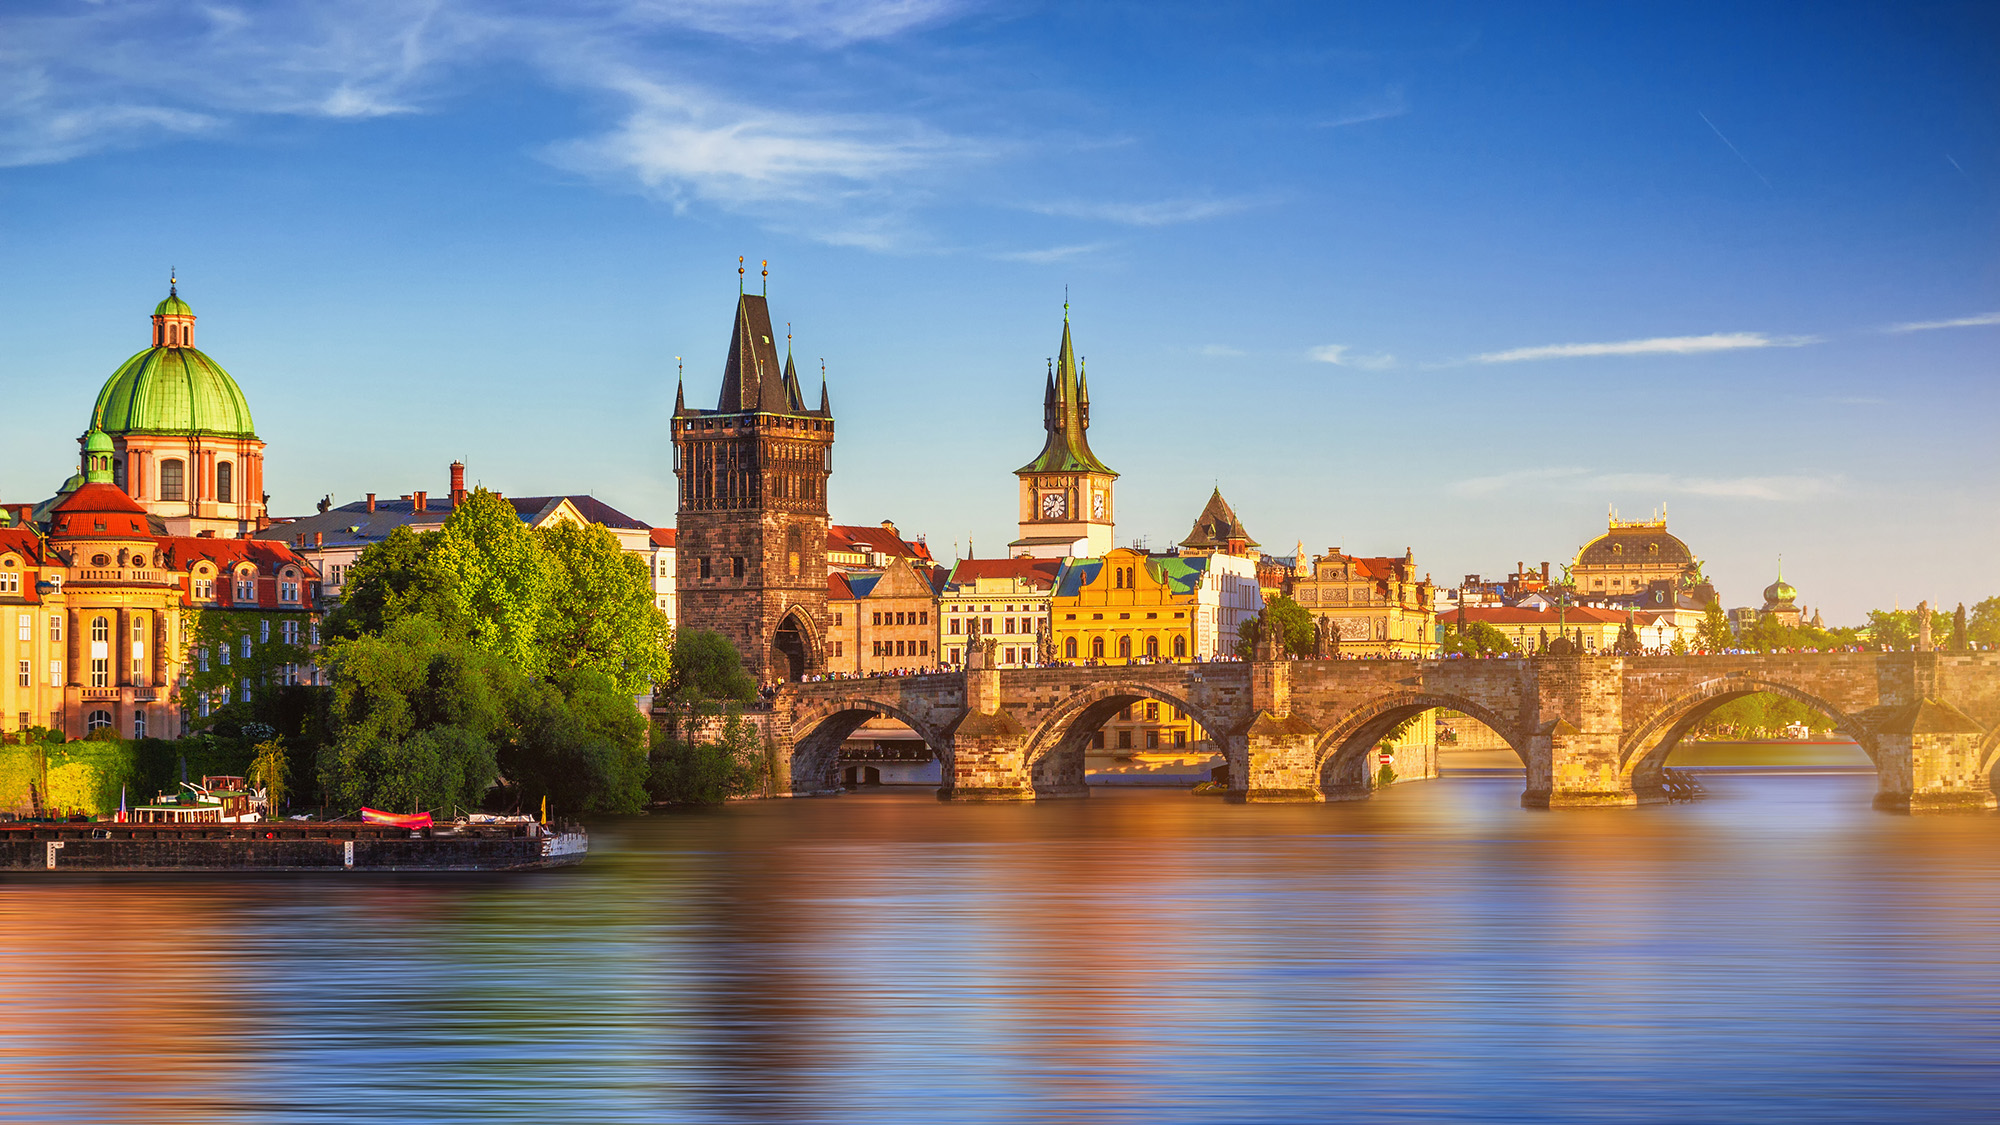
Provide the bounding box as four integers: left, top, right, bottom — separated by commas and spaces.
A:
1314, 615, 1338, 660
1037, 620, 1055, 666
1918, 601, 1933, 652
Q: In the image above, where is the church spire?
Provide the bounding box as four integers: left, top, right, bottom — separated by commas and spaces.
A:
1017, 299, 1115, 477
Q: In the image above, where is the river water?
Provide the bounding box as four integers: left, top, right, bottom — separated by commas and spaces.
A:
3, 771, 1996, 1123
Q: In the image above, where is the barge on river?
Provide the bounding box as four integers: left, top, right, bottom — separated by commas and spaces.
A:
0, 818, 587, 873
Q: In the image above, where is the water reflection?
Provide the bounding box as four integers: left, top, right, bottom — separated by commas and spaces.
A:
2, 777, 1996, 1123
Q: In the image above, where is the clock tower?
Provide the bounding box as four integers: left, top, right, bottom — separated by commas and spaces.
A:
1009, 304, 1117, 559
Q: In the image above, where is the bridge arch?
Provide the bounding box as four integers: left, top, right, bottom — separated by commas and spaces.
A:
1979, 726, 2000, 779
789, 697, 953, 796
1314, 693, 1529, 798
1618, 677, 1877, 788
1022, 681, 1236, 796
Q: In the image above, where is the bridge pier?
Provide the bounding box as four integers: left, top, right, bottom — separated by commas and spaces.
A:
1870, 699, 1996, 814
939, 642, 1035, 801
1238, 658, 1329, 802
1522, 655, 1661, 808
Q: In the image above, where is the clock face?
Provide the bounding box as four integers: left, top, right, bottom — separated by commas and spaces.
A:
1041, 492, 1067, 519
1092, 490, 1105, 519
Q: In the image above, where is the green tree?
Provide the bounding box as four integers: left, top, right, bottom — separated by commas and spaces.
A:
538, 519, 672, 695
324, 525, 454, 641
1438, 621, 1516, 657
320, 616, 507, 814
430, 489, 554, 675
1971, 597, 2000, 649
501, 669, 649, 816
648, 630, 761, 805
1236, 596, 1316, 658
1697, 598, 1732, 652
247, 738, 289, 812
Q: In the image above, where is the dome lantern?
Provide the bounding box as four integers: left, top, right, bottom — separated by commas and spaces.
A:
94, 280, 256, 439
152, 272, 195, 348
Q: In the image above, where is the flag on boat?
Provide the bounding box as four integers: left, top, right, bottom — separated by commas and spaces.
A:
361, 808, 433, 829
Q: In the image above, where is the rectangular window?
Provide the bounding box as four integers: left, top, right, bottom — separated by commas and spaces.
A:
1004, 647, 1015, 663
731, 557, 745, 578
16, 660, 27, 687
237, 577, 256, 600
872, 612, 882, 626
16, 614, 28, 642
194, 578, 213, 599
1118, 731, 1132, 749
834, 613, 842, 626
310, 622, 320, 645
16, 712, 26, 732
919, 612, 929, 625
872, 640, 882, 657
241, 636, 253, 658
894, 640, 905, 656
260, 620, 271, 643
1174, 731, 1187, 747
833, 641, 842, 657
219, 645, 230, 667
1146, 703, 1159, 721
699, 557, 712, 579
1004, 618, 1014, 634
920, 640, 929, 656
132, 656, 143, 682
0, 573, 16, 594
281, 581, 300, 603
282, 620, 300, 645
950, 619, 961, 635
48, 615, 60, 643
90, 657, 107, 688
47, 660, 59, 687
1147, 731, 1160, 749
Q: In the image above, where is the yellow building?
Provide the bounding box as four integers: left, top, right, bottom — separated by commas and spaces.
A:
1568, 508, 1703, 597
1288, 547, 1437, 657
1049, 546, 1210, 752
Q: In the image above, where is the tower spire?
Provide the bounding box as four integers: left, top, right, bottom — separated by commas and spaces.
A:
738, 256, 745, 294
762, 259, 769, 296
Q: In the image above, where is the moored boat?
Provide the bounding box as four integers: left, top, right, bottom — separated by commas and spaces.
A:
0, 815, 587, 873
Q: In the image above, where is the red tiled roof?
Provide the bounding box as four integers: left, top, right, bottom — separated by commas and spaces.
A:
828, 572, 855, 600
649, 527, 676, 548
52, 483, 148, 516
947, 557, 1061, 588
827, 523, 929, 561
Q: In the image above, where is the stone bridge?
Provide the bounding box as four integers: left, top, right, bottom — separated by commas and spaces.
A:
767, 651, 2000, 813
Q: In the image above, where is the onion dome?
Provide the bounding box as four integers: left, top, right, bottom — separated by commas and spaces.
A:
93, 283, 256, 438
1763, 576, 1798, 607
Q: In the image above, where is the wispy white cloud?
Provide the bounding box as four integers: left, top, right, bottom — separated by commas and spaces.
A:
1309, 344, 1396, 370
992, 241, 1113, 264
547, 71, 962, 208
1315, 86, 1407, 129
1449, 467, 1837, 502
1470, 332, 1815, 364
1885, 311, 2000, 333
1023, 196, 1268, 226
644, 0, 970, 45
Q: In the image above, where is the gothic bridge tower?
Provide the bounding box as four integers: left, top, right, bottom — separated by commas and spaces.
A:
672, 274, 834, 683
1009, 302, 1118, 559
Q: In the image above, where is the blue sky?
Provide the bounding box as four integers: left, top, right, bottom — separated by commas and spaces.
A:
3, 1, 1995, 622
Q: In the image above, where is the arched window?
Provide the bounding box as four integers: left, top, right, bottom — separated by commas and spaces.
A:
91, 616, 109, 643
1117, 636, 1131, 660
1145, 636, 1159, 659
159, 459, 185, 501
133, 707, 147, 739
1090, 637, 1104, 660
216, 461, 233, 503
87, 710, 113, 733
1064, 637, 1078, 660
1173, 635, 1187, 658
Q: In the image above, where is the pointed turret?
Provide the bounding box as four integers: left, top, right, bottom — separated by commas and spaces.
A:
1016, 303, 1116, 476
818, 359, 831, 415
1179, 487, 1259, 557
1078, 357, 1090, 428
782, 351, 805, 412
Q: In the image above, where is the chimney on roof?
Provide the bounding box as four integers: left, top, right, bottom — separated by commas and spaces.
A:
314, 532, 323, 548
366, 493, 376, 514
1541, 562, 1550, 583
881, 520, 897, 535
414, 491, 428, 513
449, 461, 466, 507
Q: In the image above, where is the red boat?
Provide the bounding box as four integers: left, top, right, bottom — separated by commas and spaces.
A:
360, 808, 434, 829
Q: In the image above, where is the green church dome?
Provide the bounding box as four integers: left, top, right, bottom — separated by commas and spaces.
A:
95, 346, 256, 437
95, 288, 256, 438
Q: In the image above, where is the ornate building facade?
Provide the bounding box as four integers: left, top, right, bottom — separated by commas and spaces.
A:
1288, 547, 1437, 657
1010, 306, 1117, 559
1567, 508, 1703, 597
672, 287, 835, 683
